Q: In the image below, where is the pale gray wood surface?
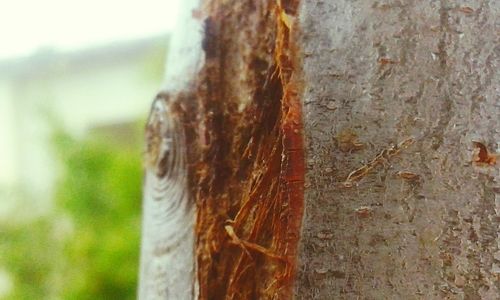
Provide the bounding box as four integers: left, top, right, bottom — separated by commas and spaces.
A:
138, 0, 202, 299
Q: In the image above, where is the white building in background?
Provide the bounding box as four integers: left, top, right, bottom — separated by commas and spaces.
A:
0, 35, 167, 214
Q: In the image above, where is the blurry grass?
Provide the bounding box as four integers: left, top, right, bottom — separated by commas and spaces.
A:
0, 122, 144, 299
52, 123, 143, 299
0, 218, 57, 299
0, 35, 167, 299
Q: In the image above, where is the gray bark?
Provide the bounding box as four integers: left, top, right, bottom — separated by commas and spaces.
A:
297, 1, 499, 299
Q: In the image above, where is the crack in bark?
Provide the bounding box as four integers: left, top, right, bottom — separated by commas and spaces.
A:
429, 0, 453, 151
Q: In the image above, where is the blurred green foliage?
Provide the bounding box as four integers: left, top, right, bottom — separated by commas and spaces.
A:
52, 125, 143, 299
0, 35, 168, 300
0, 124, 144, 299
0, 217, 58, 299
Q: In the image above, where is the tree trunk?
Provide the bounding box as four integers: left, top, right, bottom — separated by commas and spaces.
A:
139, 0, 499, 299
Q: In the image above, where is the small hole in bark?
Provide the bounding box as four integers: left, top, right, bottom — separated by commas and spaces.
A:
472, 141, 496, 166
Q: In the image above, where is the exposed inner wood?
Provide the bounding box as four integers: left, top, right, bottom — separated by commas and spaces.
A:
139, 94, 196, 299
181, 0, 304, 299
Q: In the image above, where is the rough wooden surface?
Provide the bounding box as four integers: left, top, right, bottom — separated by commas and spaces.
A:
296, 0, 499, 299
191, 1, 304, 299
138, 0, 202, 298
140, 0, 305, 298
138, 95, 196, 299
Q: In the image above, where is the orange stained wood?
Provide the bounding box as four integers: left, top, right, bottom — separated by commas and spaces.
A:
190, 0, 304, 299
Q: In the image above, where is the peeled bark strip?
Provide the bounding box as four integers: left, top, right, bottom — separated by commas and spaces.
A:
192, 1, 303, 299
297, 1, 499, 299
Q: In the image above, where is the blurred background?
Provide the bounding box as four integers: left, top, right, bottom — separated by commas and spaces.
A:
0, 0, 180, 298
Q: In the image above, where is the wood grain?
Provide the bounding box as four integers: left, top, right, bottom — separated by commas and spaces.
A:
138, 96, 196, 299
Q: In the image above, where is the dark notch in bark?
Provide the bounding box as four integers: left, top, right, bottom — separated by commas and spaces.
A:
174, 0, 305, 299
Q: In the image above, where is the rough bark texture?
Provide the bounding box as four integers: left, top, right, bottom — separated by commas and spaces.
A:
297, 1, 499, 299
192, 1, 304, 299
139, 0, 499, 299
